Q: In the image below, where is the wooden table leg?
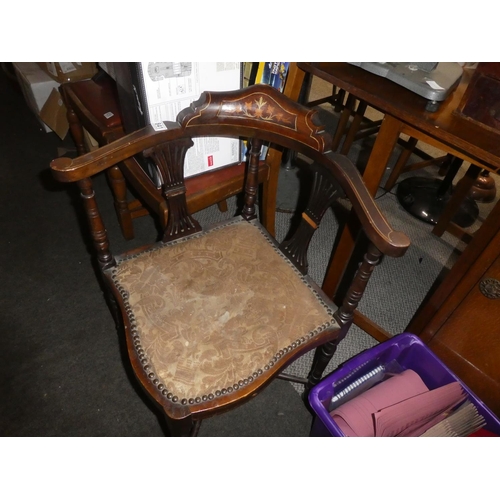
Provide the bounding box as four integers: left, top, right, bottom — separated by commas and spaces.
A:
432, 163, 482, 237
331, 94, 356, 151
322, 114, 403, 299
340, 100, 368, 155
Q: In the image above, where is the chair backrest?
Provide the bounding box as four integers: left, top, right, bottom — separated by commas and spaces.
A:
51, 84, 410, 324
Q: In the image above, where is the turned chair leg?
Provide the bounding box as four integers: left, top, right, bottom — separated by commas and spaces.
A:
165, 415, 201, 437
307, 243, 383, 391
65, 103, 87, 156
106, 165, 135, 240
306, 331, 347, 391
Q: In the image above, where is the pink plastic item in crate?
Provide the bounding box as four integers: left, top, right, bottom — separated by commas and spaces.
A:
308, 333, 500, 437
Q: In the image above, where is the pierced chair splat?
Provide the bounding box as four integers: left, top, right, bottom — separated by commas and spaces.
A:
51, 84, 410, 436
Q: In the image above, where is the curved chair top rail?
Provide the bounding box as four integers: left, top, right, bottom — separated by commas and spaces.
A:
178, 84, 329, 151
51, 84, 410, 257
51, 85, 330, 182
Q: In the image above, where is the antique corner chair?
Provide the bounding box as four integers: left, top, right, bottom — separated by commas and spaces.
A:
50, 84, 410, 436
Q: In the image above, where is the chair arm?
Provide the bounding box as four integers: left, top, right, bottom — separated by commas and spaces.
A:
328, 152, 410, 258
50, 124, 180, 183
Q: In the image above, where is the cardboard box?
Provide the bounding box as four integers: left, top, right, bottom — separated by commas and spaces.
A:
13, 62, 61, 133
38, 62, 97, 84
40, 88, 69, 140
82, 127, 99, 151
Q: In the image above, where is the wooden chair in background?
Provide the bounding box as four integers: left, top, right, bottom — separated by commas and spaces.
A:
60, 70, 272, 240
51, 85, 409, 436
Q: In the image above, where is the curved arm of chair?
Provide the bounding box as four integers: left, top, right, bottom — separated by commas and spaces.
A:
326, 152, 411, 258
50, 124, 182, 183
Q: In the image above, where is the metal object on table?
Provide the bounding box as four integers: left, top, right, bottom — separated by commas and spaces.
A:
349, 62, 464, 111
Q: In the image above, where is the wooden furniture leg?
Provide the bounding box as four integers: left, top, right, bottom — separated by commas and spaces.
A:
383, 137, 418, 191
106, 165, 135, 240
432, 163, 482, 237
331, 94, 356, 151
65, 102, 87, 156
340, 100, 368, 155
322, 114, 403, 300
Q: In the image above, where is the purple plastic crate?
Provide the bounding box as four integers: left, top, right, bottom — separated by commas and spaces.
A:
309, 333, 500, 437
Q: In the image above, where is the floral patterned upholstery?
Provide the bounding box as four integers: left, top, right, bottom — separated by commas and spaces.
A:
111, 218, 337, 403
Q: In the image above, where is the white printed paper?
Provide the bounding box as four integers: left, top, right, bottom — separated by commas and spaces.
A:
138, 62, 241, 178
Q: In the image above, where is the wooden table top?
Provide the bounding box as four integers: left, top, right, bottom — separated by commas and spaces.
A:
298, 62, 500, 173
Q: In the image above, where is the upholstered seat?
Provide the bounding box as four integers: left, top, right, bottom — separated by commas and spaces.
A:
111, 218, 336, 403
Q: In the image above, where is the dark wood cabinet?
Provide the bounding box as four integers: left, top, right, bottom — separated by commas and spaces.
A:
408, 201, 500, 417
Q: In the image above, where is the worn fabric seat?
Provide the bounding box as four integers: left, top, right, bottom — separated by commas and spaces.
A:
112, 219, 336, 403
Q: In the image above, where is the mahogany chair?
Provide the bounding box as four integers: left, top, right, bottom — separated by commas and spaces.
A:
60, 70, 271, 240
51, 84, 410, 436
